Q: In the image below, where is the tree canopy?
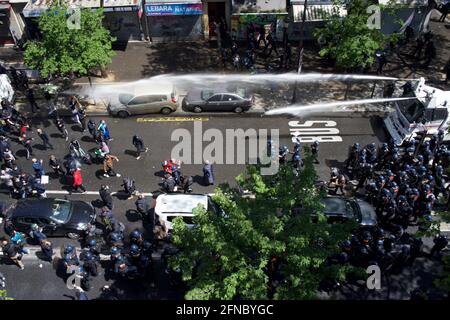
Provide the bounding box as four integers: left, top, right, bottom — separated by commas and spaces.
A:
24, 4, 115, 78
170, 147, 357, 300
313, 0, 399, 71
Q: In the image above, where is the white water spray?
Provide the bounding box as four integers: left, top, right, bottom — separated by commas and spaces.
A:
264, 97, 418, 117
81, 72, 400, 99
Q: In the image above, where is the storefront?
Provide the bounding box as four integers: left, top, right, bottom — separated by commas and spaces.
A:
0, 1, 14, 46
102, 0, 143, 42
21, 0, 143, 42
144, 0, 204, 42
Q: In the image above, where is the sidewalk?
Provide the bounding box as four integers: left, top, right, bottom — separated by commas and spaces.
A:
1, 9, 449, 116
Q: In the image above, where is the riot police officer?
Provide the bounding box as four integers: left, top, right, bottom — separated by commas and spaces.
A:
279, 145, 289, 165
345, 143, 360, 169
82, 252, 98, 277
311, 141, 319, 164
430, 235, 449, 257
130, 229, 144, 246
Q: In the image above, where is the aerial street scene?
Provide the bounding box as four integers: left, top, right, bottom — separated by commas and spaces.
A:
1, 0, 450, 307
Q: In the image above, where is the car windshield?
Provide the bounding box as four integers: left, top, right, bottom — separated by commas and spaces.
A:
50, 200, 71, 223
118, 93, 134, 105
397, 92, 426, 123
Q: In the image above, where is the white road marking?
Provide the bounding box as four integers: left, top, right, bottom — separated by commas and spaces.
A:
42, 190, 153, 197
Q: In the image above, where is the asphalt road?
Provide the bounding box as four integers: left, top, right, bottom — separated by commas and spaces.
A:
0, 112, 389, 300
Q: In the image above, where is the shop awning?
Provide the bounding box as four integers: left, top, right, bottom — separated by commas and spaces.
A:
22, 0, 101, 18
292, 4, 346, 22
103, 0, 139, 12
145, 0, 203, 16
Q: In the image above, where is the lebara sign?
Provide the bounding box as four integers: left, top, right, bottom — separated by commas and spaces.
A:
145, 3, 203, 16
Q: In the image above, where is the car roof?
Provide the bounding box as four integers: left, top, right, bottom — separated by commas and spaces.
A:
10, 198, 60, 218
322, 197, 350, 216
155, 194, 208, 216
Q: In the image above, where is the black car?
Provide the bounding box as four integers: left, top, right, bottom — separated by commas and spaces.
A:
5, 198, 96, 239
183, 85, 253, 113
320, 197, 377, 227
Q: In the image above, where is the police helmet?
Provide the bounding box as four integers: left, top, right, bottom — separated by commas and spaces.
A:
374, 228, 385, 239
381, 188, 391, 197
407, 147, 415, 154
362, 231, 373, 242
110, 232, 122, 242
341, 240, 352, 250
130, 244, 140, 254
417, 155, 424, 162
377, 175, 386, 183
399, 171, 407, 178
31, 224, 39, 231
425, 215, 433, 222
398, 195, 407, 202
423, 184, 431, 191
427, 175, 434, 182
87, 239, 97, 248
353, 143, 360, 150
64, 245, 75, 254
313, 141, 319, 146
130, 229, 141, 240
84, 252, 94, 261
110, 246, 120, 255
293, 154, 301, 161
412, 188, 420, 195
281, 145, 288, 151
381, 143, 388, 149
386, 169, 393, 177
392, 154, 399, 161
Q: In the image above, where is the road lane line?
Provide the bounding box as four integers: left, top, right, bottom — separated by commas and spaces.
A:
42, 190, 153, 196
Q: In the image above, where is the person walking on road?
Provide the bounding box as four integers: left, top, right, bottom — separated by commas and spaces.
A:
49, 155, 65, 177
135, 193, 149, 221
98, 120, 112, 141
132, 135, 148, 160
103, 154, 120, 178
40, 239, 53, 262
72, 168, 87, 193
87, 119, 97, 141
54, 117, 69, 141
36, 128, 54, 150
26, 88, 40, 114
99, 185, 113, 210
203, 160, 215, 186
31, 158, 45, 178
1, 239, 25, 270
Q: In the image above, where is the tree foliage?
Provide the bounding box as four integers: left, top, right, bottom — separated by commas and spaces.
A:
313, 0, 398, 71
170, 147, 357, 300
24, 4, 115, 78
0, 290, 13, 300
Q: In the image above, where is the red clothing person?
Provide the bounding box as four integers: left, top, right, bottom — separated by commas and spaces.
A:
72, 168, 86, 193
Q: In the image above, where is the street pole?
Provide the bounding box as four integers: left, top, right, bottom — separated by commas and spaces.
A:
292, 0, 308, 104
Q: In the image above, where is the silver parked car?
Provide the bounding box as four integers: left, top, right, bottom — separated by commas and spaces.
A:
108, 83, 178, 117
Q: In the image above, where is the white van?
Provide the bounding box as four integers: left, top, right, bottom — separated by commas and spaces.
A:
383, 77, 450, 146
154, 194, 209, 231
0, 74, 15, 105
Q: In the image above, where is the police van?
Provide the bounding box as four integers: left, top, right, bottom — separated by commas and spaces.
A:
383, 77, 450, 146
154, 193, 212, 231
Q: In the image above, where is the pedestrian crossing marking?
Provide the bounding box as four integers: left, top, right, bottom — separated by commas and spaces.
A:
137, 117, 209, 122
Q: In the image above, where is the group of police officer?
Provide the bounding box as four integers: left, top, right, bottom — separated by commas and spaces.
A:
61, 228, 154, 292
333, 131, 450, 277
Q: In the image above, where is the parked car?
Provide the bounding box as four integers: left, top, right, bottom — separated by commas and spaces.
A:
4, 198, 96, 239
153, 193, 221, 231
318, 196, 377, 227
183, 85, 253, 113
108, 82, 178, 117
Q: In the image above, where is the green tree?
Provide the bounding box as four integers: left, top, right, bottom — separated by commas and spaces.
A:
314, 0, 399, 71
24, 3, 115, 79
170, 147, 358, 300
0, 290, 13, 300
